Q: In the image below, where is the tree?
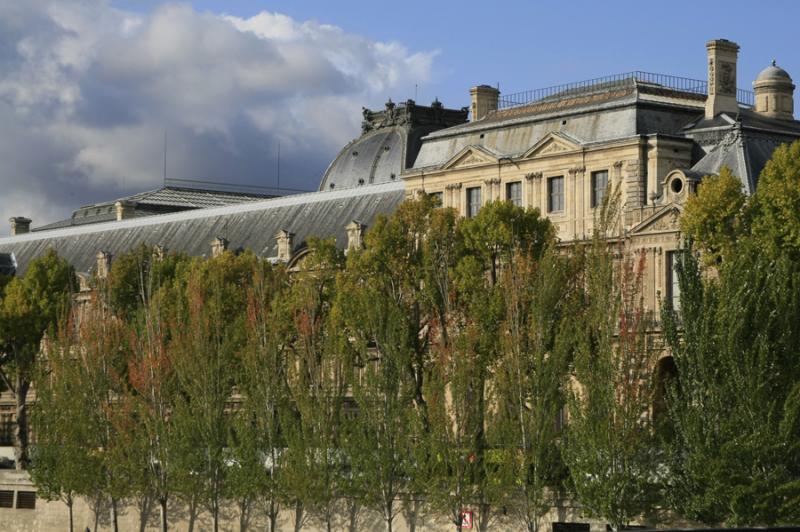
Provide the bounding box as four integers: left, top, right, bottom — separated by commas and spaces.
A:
169, 252, 254, 532
30, 311, 97, 532
493, 249, 573, 532
662, 240, 800, 525
750, 140, 800, 253
680, 166, 746, 266
335, 196, 449, 532
74, 289, 135, 532
662, 140, 800, 525
284, 239, 348, 532
0, 248, 75, 470
236, 259, 290, 532
563, 192, 658, 530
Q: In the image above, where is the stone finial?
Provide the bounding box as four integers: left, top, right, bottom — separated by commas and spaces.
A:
9, 217, 31, 235
470, 85, 500, 121
275, 229, 294, 262
210, 237, 228, 258
705, 39, 740, 119
96, 251, 112, 279
115, 200, 137, 221
153, 245, 166, 262
346, 221, 367, 252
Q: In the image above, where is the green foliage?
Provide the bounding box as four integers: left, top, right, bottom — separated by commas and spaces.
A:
680, 166, 746, 266
493, 249, 574, 532
662, 241, 800, 525
663, 140, 800, 525
0, 248, 75, 469
750, 140, 800, 253
107, 244, 187, 317
563, 193, 658, 530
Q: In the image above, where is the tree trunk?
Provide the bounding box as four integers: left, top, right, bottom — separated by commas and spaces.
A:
293, 500, 304, 532
159, 496, 168, 532
347, 500, 359, 532
238, 496, 251, 532
384, 500, 394, 532
13, 376, 30, 470
111, 496, 119, 532
67, 495, 74, 532
264, 498, 278, 532
138, 496, 153, 532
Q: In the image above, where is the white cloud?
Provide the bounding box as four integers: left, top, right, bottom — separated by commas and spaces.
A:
0, 1, 436, 233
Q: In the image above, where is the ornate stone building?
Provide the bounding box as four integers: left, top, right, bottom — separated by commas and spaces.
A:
0, 38, 799, 530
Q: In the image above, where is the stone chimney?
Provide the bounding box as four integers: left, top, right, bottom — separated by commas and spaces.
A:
705, 39, 740, 119
96, 251, 112, 279
9, 217, 31, 235
346, 221, 366, 252
275, 230, 294, 262
115, 200, 137, 221
210, 237, 228, 258
470, 85, 500, 121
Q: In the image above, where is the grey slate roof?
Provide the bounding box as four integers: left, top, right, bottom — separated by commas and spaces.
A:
320, 99, 467, 191
684, 110, 800, 193
411, 83, 704, 171
34, 186, 277, 232
0, 182, 406, 276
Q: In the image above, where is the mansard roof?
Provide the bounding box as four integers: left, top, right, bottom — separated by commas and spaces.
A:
34, 186, 279, 232
411, 79, 708, 171
0, 182, 405, 276
319, 99, 467, 191
683, 109, 800, 193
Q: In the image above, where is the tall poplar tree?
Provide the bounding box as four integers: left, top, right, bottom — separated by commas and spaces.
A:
0, 249, 75, 470
563, 192, 658, 530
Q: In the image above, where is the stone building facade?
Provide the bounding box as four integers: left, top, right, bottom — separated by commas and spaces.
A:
1, 38, 799, 531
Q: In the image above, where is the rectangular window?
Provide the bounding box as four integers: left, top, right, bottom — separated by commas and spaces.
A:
467, 187, 482, 218
429, 191, 443, 207
15, 491, 36, 509
666, 251, 681, 311
506, 181, 522, 207
591, 170, 609, 208
0, 491, 13, 508
547, 176, 564, 213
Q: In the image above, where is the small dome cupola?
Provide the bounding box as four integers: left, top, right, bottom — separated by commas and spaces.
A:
753, 60, 795, 120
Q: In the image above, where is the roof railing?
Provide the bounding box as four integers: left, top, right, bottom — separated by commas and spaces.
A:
497, 71, 755, 110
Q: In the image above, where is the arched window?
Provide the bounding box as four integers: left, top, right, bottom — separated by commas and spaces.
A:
653, 356, 678, 430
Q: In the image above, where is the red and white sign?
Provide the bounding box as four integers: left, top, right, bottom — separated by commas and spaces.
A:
460, 510, 473, 529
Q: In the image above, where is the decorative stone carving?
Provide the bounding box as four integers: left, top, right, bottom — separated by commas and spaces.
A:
454, 152, 488, 168
445, 183, 463, 190
211, 236, 228, 258
539, 142, 568, 155
346, 221, 367, 251
525, 171, 543, 181
96, 251, 112, 279
568, 166, 586, 176
275, 230, 294, 262
483, 178, 501, 186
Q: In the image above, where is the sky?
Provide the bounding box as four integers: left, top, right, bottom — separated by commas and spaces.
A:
2, 0, 799, 234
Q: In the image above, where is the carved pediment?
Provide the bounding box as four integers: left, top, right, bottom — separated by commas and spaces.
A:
522, 132, 582, 159
630, 205, 682, 235
442, 145, 498, 169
